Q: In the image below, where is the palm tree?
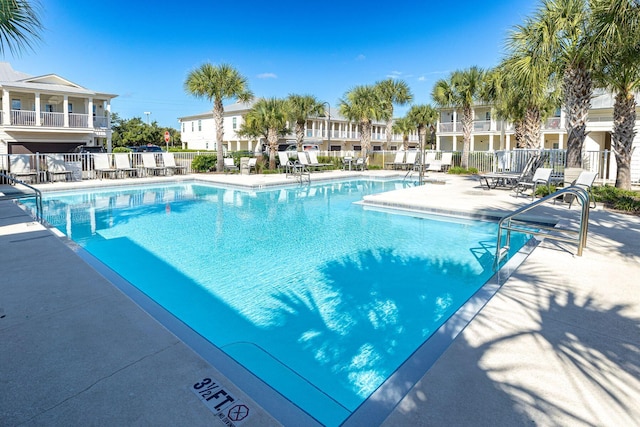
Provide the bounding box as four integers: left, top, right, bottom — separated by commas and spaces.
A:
392, 117, 414, 150
406, 104, 438, 152
501, 18, 561, 149
374, 78, 413, 149
241, 98, 289, 170
338, 85, 385, 166
528, 0, 594, 168
432, 67, 486, 169
0, 0, 42, 56
184, 63, 253, 172
286, 94, 324, 152
590, 0, 640, 189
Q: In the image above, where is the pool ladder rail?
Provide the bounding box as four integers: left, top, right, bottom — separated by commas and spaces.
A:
0, 172, 43, 222
494, 185, 591, 271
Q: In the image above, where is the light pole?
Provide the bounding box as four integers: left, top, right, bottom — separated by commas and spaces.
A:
144, 111, 151, 125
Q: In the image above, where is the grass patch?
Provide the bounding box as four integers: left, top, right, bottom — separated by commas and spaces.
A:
449, 166, 478, 175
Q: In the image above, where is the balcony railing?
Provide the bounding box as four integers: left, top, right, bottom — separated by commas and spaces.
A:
473, 120, 492, 132
544, 117, 562, 129
5, 110, 106, 129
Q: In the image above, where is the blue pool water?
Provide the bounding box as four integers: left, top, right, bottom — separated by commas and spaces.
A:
33, 180, 528, 426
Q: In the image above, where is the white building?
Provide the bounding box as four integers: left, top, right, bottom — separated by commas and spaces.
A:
178, 101, 418, 153
0, 62, 117, 155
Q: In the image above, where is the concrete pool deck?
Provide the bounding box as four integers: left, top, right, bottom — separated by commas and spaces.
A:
1, 171, 638, 426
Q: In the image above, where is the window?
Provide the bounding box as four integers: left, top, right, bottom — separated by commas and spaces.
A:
11, 99, 21, 110
206, 143, 209, 150
354, 145, 361, 151
232, 117, 237, 130
330, 145, 341, 151
45, 104, 54, 112
485, 111, 491, 121
198, 120, 202, 132
181, 123, 185, 133
191, 122, 194, 132
68, 103, 73, 113
373, 146, 381, 151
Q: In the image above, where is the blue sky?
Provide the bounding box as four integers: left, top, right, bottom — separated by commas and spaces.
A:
8, 0, 536, 128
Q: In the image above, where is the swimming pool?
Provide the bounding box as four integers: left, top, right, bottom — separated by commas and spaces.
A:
34, 179, 529, 426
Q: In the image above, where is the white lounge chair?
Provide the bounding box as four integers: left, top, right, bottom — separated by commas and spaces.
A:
46, 155, 74, 182
278, 151, 295, 174
385, 151, 405, 170
247, 158, 257, 174
403, 151, 418, 170
140, 152, 167, 176
114, 153, 139, 178
514, 167, 553, 200
9, 154, 38, 183
562, 170, 598, 208
307, 151, 330, 169
93, 153, 118, 179
223, 157, 238, 173
297, 152, 314, 171
162, 152, 186, 175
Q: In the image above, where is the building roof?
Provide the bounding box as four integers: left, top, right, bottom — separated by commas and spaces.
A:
0, 62, 117, 99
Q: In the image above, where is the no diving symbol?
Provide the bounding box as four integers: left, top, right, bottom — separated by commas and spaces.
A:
227, 404, 249, 422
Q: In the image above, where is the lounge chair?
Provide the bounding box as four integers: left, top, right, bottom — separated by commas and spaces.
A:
403, 151, 418, 170
247, 158, 257, 174
114, 153, 139, 178
223, 157, 238, 173
424, 152, 442, 172
46, 155, 74, 182
353, 157, 366, 171
278, 151, 295, 174
385, 151, 405, 170
9, 154, 38, 183
140, 152, 167, 176
342, 156, 354, 171
93, 153, 118, 179
307, 151, 331, 170
514, 167, 553, 200
559, 170, 598, 208
162, 152, 187, 175
440, 152, 453, 172
297, 151, 317, 171
478, 154, 539, 190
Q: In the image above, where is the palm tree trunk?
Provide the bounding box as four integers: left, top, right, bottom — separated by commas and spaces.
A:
268, 128, 279, 170
461, 105, 473, 169
612, 91, 637, 190
214, 99, 225, 172
514, 121, 526, 148
523, 107, 542, 149
361, 120, 372, 166
564, 64, 592, 168
385, 120, 393, 149
295, 121, 305, 151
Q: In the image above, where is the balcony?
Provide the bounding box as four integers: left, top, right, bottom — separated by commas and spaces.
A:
473, 120, 492, 132
6, 110, 108, 129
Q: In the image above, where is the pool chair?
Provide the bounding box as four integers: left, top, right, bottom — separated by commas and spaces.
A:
140, 152, 167, 176
307, 151, 331, 170
513, 167, 553, 200
162, 152, 187, 175
278, 151, 295, 174
114, 153, 139, 178
478, 154, 540, 190
385, 151, 405, 170
353, 157, 366, 171
403, 151, 418, 170
9, 154, 38, 183
223, 157, 238, 173
558, 170, 598, 209
93, 153, 118, 179
297, 151, 318, 171
247, 157, 257, 174
46, 154, 75, 182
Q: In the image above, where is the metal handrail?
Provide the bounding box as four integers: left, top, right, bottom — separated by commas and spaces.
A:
494, 186, 590, 270
0, 172, 43, 221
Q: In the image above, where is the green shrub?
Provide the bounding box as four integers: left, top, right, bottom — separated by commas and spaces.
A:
592, 185, 640, 214
113, 146, 131, 153
191, 154, 217, 172
448, 166, 471, 175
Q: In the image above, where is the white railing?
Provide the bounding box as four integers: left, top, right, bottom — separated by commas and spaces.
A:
11, 110, 37, 126
473, 120, 492, 132
544, 117, 562, 129
94, 116, 108, 128
69, 113, 89, 128
41, 112, 64, 127
439, 123, 454, 132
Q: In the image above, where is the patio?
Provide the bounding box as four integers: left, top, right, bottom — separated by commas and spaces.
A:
1, 172, 638, 426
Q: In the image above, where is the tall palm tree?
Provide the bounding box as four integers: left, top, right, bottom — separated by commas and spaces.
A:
0, 0, 42, 56
590, 0, 640, 189
432, 67, 486, 169
406, 104, 438, 152
374, 78, 413, 149
286, 94, 324, 151
502, 18, 561, 149
528, 0, 593, 168
241, 98, 289, 169
338, 85, 385, 166
184, 63, 253, 172
392, 117, 415, 150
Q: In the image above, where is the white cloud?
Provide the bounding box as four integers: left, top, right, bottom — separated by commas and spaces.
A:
355, 54, 366, 61
257, 73, 277, 79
